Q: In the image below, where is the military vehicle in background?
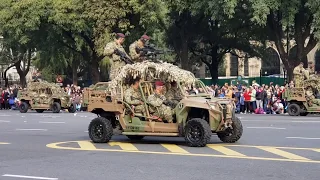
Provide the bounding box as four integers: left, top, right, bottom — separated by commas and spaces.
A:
283, 78, 320, 116
18, 81, 76, 113
85, 62, 243, 147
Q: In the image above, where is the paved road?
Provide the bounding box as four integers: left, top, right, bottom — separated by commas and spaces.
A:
0, 110, 319, 180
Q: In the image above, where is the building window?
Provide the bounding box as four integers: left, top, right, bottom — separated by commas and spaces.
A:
261, 48, 280, 76
230, 55, 238, 76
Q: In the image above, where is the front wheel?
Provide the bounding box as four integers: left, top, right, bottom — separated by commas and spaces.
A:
19, 102, 29, 113
287, 103, 300, 116
184, 118, 211, 147
52, 102, 61, 113
88, 117, 113, 143
217, 117, 243, 143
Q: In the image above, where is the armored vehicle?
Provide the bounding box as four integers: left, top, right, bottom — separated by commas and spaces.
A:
283, 78, 320, 116
18, 81, 76, 113
86, 62, 243, 147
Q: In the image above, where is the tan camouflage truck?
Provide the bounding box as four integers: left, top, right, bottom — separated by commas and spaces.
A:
86, 62, 243, 147
283, 78, 320, 116
18, 81, 76, 113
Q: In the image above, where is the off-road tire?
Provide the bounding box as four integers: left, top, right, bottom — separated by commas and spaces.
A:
287, 103, 300, 116
88, 117, 113, 143
19, 102, 29, 113
52, 102, 61, 113
68, 103, 77, 113
126, 135, 145, 140
36, 109, 44, 113
184, 118, 211, 147
217, 117, 243, 143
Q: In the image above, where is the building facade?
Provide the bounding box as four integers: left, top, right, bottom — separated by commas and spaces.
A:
196, 41, 320, 79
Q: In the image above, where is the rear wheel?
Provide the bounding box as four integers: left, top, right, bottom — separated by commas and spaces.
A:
36, 109, 44, 113
88, 117, 113, 143
19, 102, 29, 113
184, 118, 211, 147
52, 102, 61, 113
287, 103, 300, 116
217, 117, 243, 143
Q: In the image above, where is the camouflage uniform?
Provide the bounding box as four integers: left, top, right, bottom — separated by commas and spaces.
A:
147, 93, 174, 123
305, 87, 320, 106
165, 88, 184, 106
129, 41, 145, 63
293, 65, 305, 87
104, 41, 129, 80
124, 87, 145, 114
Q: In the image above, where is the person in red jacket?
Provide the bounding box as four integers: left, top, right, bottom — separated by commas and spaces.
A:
243, 88, 252, 113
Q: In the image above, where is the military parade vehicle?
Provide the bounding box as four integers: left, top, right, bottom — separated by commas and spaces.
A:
18, 81, 77, 113
283, 78, 320, 116
85, 62, 243, 147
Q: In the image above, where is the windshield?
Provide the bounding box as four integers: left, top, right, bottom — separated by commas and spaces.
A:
180, 80, 211, 96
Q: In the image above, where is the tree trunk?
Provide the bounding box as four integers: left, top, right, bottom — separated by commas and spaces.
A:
19, 75, 27, 88
90, 58, 100, 84
209, 62, 219, 85
180, 39, 191, 71
15, 50, 32, 88
72, 60, 78, 85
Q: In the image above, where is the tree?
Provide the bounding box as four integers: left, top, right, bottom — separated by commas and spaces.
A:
164, 0, 265, 84
248, 0, 320, 80
0, 0, 47, 87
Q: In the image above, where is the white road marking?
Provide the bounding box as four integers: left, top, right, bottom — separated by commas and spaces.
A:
286, 137, 320, 140
247, 127, 286, 130
84, 131, 88, 133
0, 120, 10, 123
2, 174, 58, 180
15, 129, 48, 131
291, 121, 320, 123
42, 116, 60, 118
0, 114, 11, 116
39, 121, 65, 124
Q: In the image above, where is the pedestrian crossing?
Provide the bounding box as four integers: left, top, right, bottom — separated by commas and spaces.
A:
46, 140, 320, 163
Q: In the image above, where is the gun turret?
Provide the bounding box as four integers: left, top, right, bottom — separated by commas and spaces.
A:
135, 44, 174, 63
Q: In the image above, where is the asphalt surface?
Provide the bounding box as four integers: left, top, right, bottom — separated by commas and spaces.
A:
0, 110, 319, 180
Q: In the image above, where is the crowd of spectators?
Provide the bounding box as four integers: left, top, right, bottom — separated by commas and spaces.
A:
1, 80, 292, 115
63, 84, 84, 111
0, 85, 21, 110
205, 81, 291, 114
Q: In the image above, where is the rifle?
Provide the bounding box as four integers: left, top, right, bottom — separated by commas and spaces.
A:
114, 49, 134, 64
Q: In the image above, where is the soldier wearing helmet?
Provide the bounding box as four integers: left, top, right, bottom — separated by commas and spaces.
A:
129, 34, 151, 62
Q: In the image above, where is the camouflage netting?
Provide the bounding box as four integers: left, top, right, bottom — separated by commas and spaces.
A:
26, 80, 65, 93
109, 62, 197, 88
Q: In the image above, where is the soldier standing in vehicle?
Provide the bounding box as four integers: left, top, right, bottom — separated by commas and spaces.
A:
129, 35, 151, 62
103, 33, 130, 80
147, 81, 174, 123
165, 81, 184, 106
123, 77, 146, 115
293, 62, 305, 87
